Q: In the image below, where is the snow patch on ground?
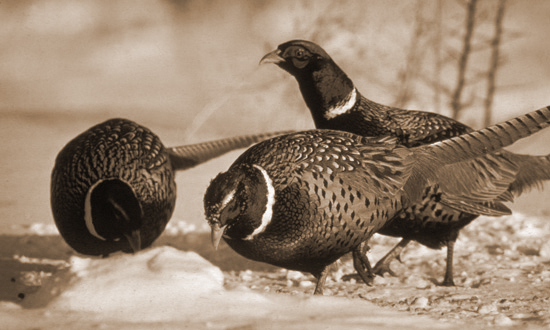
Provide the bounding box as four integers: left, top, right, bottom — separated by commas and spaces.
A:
1, 212, 549, 328
164, 217, 210, 235
3, 218, 209, 236
4, 246, 457, 329
24, 246, 270, 322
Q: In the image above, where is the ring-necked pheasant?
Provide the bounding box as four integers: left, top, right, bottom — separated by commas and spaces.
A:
204, 107, 550, 294
260, 39, 550, 285
51, 118, 291, 257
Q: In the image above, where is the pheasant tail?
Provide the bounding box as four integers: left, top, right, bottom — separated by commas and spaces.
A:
167, 131, 294, 170
507, 153, 550, 196
426, 106, 550, 163
407, 106, 550, 202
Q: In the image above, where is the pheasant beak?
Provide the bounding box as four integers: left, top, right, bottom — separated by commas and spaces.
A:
124, 229, 142, 253
260, 49, 284, 65
210, 223, 227, 250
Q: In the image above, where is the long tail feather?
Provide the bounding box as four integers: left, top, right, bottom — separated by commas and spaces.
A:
167, 130, 294, 171
426, 106, 550, 163
506, 153, 550, 196
407, 106, 550, 202
439, 198, 512, 216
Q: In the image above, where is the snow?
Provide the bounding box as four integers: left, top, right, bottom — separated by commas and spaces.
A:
1, 245, 462, 329
25, 247, 265, 322
1, 211, 549, 328
1, 1, 549, 328
164, 217, 210, 235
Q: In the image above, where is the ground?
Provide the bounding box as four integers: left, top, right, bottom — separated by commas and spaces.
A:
1, 213, 549, 329
217, 213, 550, 327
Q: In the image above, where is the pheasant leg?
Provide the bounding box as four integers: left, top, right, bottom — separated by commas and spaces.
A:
441, 240, 456, 286
352, 243, 374, 286
372, 239, 410, 277
313, 267, 329, 295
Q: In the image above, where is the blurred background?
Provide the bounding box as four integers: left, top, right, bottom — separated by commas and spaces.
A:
1, 0, 549, 233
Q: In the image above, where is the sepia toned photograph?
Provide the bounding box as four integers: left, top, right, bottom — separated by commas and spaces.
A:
1, 0, 550, 328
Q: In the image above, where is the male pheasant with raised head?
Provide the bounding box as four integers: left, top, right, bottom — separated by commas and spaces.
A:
51, 118, 290, 257
204, 107, 550, 294
260, 40, 550, 285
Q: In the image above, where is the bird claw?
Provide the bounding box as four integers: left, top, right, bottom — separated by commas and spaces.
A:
352, 245, 375, 286
362, 273, 374, 286
441, 276, 455, 287
353, 268, 374, 286
372, 261, 397, 277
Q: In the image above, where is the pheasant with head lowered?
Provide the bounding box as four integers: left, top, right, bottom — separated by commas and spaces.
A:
51, 118, 290, 257
261, 39, 550, 285
204, 108, 550, 294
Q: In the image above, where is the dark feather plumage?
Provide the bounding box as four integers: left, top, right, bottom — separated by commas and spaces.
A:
51, 118, 292, 257
261, 40, 550, 285
51, 118, 177, 256
167, 130, 295, 170
204, 108, 550, 294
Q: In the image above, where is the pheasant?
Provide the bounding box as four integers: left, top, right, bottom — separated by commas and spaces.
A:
51, 118, 290, 256
204, 107, 550, 294
260, 39, 550, 285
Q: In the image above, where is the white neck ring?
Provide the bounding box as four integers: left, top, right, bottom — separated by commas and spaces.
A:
324, 88, 357, 119
244, 165, 275, 240
84, 179, 107, 241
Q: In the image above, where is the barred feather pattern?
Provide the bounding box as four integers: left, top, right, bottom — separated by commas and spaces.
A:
409, 106, 550, 204
167, 130, 295, 170
422, 107, 550, 164
262, 39, 550, 285
507, 153, 550, 196
204, 107, 550, 290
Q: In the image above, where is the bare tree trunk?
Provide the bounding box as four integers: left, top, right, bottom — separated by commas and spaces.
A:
483, 0, 507, 127
432, 0, 443, 113
394, 0, 426, 108
450, 0, 477, 120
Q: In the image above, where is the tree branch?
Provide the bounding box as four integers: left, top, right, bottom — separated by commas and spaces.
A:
450, 0, 477, 119
483, 0, 507, 127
